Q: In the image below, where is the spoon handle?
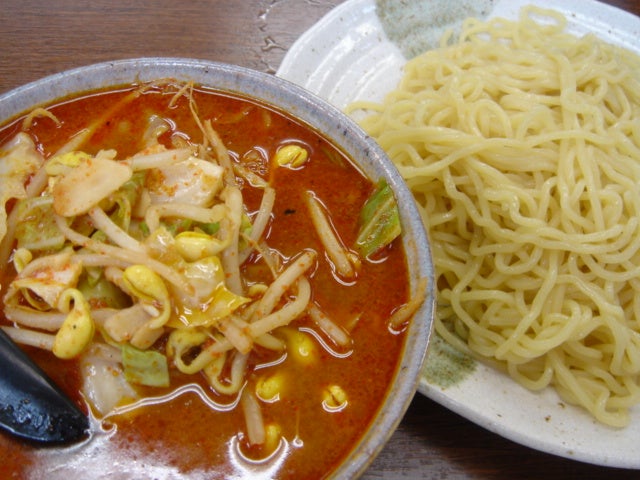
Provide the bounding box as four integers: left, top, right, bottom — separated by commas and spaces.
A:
0, 328, 89, 444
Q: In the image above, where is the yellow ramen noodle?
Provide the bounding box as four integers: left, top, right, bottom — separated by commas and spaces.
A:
349, 6, 640, 427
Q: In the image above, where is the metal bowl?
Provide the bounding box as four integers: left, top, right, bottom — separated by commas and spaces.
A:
0, 58, 435, 479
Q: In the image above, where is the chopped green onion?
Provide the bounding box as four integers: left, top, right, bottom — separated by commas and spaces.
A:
139, 220, 150, 237
164, 218, 193, 235
198, 222, 220, 235
91, 229, 107, 243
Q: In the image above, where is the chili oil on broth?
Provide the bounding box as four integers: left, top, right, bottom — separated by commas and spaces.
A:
0, 83, 411, 479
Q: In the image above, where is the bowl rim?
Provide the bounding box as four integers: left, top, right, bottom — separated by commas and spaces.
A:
0, 57, 435, 479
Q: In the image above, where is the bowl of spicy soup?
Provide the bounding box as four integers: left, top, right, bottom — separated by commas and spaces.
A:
0, 58, 435, 479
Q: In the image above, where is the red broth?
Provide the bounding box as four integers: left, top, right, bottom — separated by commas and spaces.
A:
0, 84, 410, 479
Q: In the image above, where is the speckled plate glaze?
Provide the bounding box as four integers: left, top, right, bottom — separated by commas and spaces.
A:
0, 58, 435, 479
277, 0, 640, 469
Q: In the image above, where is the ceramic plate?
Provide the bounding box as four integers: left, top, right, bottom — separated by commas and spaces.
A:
277, 0, 640, 469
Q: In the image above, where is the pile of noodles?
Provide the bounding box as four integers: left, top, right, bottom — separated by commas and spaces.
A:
348, 6, 640, 427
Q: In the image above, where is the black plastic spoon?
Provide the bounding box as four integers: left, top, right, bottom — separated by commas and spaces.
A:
0, 328, 89, 445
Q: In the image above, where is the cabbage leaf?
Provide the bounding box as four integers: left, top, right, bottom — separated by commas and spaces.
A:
4, 250, 82, 310
146, 157, 224, 206
121, 343, 169, 387
354, 178, 401, 258
0, 133, 45, 244
14, 196, 65, 251
52, 154, 132, 217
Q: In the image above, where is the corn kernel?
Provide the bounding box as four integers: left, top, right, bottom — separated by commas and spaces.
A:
274, 145, 308, 168
322, 384, 348, 412
264, 423, 282, 454
256, 372, 286, 402
284, 329, 317, 365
